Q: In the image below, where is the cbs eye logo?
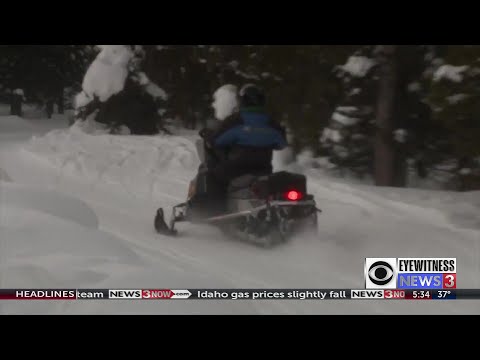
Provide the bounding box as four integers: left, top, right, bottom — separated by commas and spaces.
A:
364, 258, 397, 289
369, 261, 393, 285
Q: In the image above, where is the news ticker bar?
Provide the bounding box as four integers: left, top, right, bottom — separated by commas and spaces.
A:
2, 289, 480, 300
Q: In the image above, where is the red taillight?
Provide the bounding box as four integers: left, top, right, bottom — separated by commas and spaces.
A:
286, 190, 302, 201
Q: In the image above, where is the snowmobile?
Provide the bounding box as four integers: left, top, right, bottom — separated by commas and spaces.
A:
154, 137, 321, 248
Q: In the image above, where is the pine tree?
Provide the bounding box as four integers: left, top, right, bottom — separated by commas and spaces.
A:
426, 45, 480, 190
320, 45, 432, 187
320, 46, 378, 178
0, 45, 94, 117
260, 46, 345, 155
76, 45, 168, 135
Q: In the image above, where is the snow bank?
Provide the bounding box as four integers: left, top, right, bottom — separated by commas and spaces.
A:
325, 181, 480, 233
80, 45, 133, 105
1, 181, 99, 229
0, 191, 260, 314
4, 113, 480, 314
25, 124, 200, 202
212, 84, 239, 121
0, 168, 12, 182
0, 104, 70, 121
0, 115, 39, 133
0, 208, 141, 287
0, 104, 10, 116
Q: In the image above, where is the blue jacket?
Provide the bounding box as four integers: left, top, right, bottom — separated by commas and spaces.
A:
214, 111, 287, 150
206, 109, 287, 176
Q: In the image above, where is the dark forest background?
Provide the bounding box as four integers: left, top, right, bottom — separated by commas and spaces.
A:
1, 45, 479, 191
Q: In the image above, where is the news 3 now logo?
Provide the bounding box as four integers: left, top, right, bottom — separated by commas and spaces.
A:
364, 258, 457, 289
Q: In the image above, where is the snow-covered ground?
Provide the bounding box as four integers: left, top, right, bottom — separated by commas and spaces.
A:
1, 112, 480, 314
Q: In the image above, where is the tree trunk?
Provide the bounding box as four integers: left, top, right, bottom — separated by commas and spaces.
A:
393, 73, 408, 187
374, 45, 397, 187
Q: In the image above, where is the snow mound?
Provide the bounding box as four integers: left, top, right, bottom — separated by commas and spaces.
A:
1, 181, 99, 229
25, 125, 200, 202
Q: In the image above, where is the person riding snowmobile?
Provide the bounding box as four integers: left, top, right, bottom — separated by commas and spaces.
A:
154, 84, 320, 241
191, 84, 288, 217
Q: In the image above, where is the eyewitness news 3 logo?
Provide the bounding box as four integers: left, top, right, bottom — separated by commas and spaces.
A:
364, 258, 456, 290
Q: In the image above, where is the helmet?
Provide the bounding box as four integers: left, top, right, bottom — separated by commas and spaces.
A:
239, 84, 266, 107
